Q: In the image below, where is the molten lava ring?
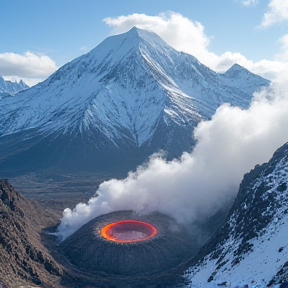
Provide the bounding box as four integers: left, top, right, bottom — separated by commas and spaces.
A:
60, 210, 197, 276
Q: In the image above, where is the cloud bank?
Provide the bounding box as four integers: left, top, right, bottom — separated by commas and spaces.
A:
103, 11, 288, 81
0, 51, 57, 86
261, 0, 288, 27
58, 76, 288, 240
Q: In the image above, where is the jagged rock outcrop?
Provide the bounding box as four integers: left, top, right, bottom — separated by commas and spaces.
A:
0, 76, 28, 98
0, 180, 62, 287
187, 142, 288, 286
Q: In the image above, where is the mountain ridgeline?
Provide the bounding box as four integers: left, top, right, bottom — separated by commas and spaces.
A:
187, 142, 288, 286
0, 27, 269, 174
0, 76, 29, 99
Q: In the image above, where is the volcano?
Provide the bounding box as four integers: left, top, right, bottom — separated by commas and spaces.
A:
59, 210, 199, 276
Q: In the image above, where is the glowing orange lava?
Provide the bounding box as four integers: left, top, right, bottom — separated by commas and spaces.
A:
100, 220, 157, 243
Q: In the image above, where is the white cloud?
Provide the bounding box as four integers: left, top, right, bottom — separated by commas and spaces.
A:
0, 51, 57, 86
79, 46, 88, 51
103, 12, 213, 67
58, 74, 288, 240
103, 12, 288, 81
242, 0, 258, 6
261, 0, 288, 27
275, 34, 288, 61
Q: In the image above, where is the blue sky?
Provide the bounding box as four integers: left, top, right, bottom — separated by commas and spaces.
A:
1, 0, 288, 86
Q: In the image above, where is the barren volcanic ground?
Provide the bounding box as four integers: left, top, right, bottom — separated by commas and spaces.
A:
0, 176, 199, 288
0, 179, 62, 288
5, 171, 122, 216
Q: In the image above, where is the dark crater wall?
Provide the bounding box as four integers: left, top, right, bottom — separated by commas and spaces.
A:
59, 210, 199, 276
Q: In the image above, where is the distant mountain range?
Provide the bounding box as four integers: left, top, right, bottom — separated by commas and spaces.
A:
0, 76, 29, 99
0, 27, 269, 174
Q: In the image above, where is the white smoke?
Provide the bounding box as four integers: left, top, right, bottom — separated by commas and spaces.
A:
57, 77, 288, 241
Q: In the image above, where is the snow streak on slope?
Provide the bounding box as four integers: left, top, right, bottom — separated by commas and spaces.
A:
186, 143, 288, 288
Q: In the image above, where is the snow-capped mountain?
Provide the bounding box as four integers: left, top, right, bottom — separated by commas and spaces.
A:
186, 142, 288, 288
0, 27, 269, 173
0, 76, 29, 99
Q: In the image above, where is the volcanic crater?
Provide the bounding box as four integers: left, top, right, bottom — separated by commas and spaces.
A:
100, 219, 158, 243
59, 210, 199, 276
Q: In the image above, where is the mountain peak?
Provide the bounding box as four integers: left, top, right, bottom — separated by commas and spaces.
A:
126, 25, 141, 35
0, 76, 29, 96
117, 26, 170, 51
223, 63, 262, 79
128, 26, 164, 40
221, 63, 270, 89
0, 28, 270, 172
81, 26, 168, 67
224, 63, 249, 75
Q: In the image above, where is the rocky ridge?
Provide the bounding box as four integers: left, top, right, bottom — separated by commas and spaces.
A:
186, 142, 288, 287
0, 180, 62, 288
0, 76, 29, 99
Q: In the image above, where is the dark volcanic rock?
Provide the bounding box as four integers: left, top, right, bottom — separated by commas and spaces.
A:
0, 182, 198, 287
60, 210, 199, 277
0, 180, 62, 287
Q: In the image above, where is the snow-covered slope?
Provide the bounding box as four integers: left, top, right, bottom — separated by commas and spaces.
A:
0, 27, 269, 173
0, 76, 29, 98
186, 142, 288, 288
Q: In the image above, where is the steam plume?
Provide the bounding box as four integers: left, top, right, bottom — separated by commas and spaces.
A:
58, 79, 288, 240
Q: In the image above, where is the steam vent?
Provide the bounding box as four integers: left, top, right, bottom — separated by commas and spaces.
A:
59, 210, 197, 276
